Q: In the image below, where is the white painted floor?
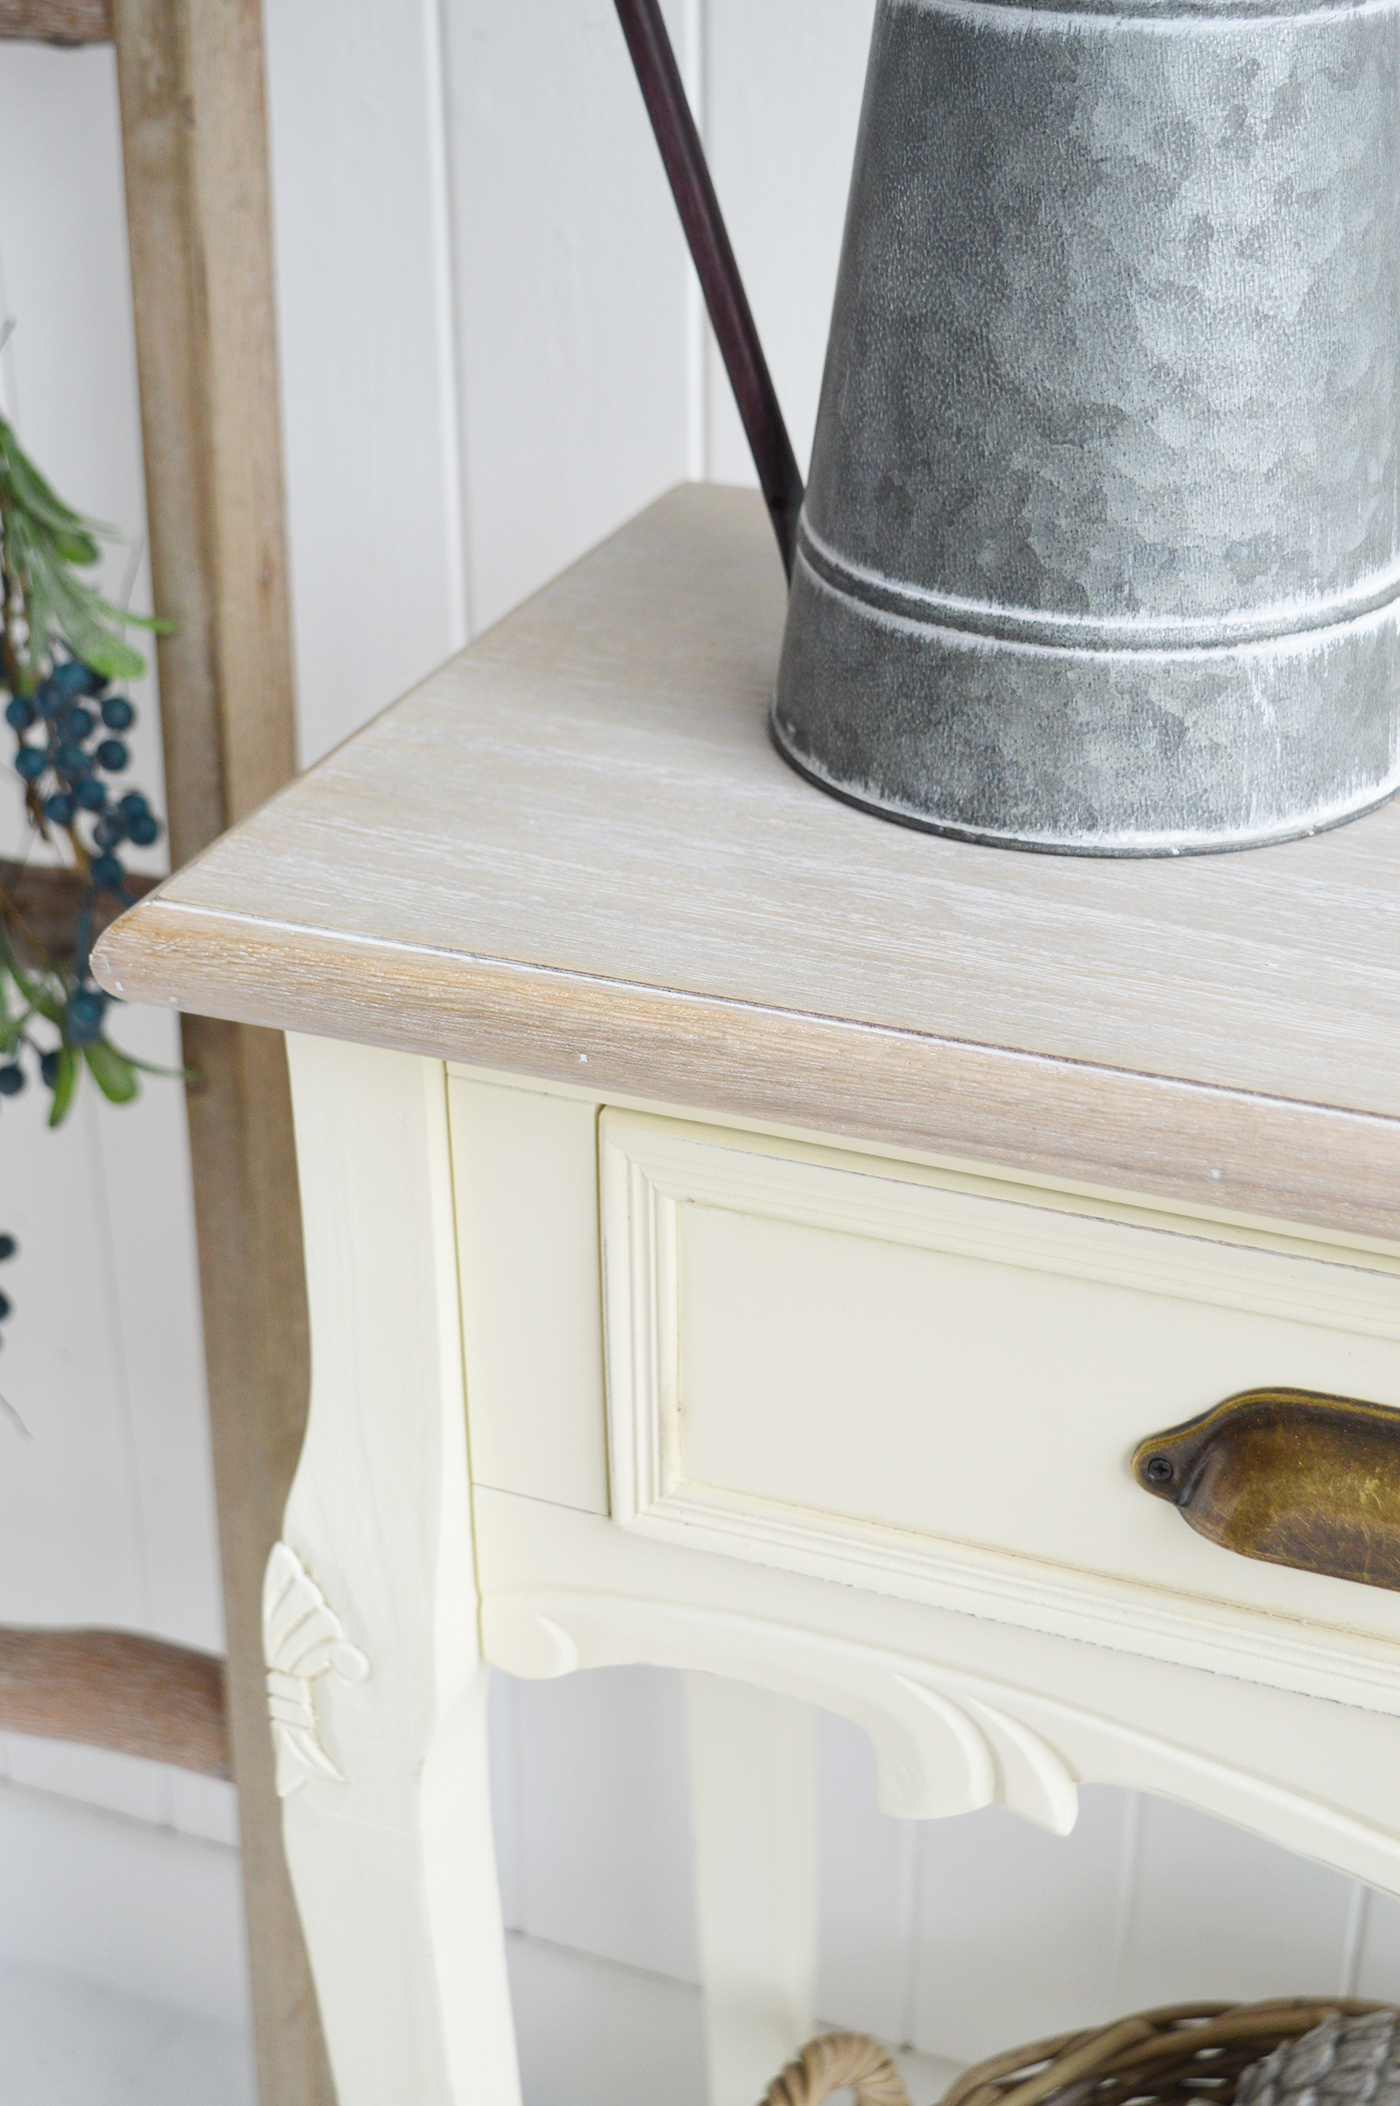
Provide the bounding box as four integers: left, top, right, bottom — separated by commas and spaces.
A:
0, 1939, 961, 2106
509, 1933, 711, 2106
0, 1963, 255, 2106
506, 1936, 962, 2106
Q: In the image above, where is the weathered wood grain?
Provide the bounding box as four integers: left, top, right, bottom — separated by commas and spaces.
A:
95, 897, 1400, 1247
112, 2, 332, 2099
0, 1626, 228, 1775
96, 484, 1400, 1245
0, 0, 110, 43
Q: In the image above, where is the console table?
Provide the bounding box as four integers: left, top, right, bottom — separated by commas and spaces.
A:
94, 485, 1400, 2106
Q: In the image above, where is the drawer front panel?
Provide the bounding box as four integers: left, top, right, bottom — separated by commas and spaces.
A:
599, 1110, 1400, 1702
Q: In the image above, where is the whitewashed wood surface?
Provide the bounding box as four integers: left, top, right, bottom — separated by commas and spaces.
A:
96, 486, 1400, 1243
123, 477, 1400, 1135
4, 0, 1400, 2072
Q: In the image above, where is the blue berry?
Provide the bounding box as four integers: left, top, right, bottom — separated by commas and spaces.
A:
95, 738, 128, 773
36, 676, 61, 715
75, 779, 106, 813
44, 792, 75, 826
127, 811, 160, 848
93, 814, 125, 849
81, 664, 109, 696
90, 854, 124, 892
100, 695, 135, 732
53, 661, 89, 700
0, 1234, 16, 1259
5, 697, 34, 731
118, 791, 150, 820
55, 741, 90, 778
0, 1292, 12, 1322
0, 1066, 23, 1098
64, 705, 95, 740
65, 989, 107, 1043
39, 1050, 60, 1089
15, 747, 46, 783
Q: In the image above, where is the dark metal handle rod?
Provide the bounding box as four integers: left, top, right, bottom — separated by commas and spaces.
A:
613, 0, 804, 580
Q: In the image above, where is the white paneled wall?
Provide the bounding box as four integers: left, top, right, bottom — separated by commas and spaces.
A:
260, 0, 469, 769
443, 0, 697, 631
700, 2, 875, 483
2, 0, 1398, 2071
489, 1672, 1400, 2064
0, 34, 246, 2027
0, 43, 167, 865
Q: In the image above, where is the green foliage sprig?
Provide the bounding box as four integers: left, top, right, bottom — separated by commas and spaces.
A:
0, 374, 176, 1348
0, 416, 151, 692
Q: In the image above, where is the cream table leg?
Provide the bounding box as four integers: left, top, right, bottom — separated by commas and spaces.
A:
686, 1674, 818, 2106
275, 1036, 521, 2106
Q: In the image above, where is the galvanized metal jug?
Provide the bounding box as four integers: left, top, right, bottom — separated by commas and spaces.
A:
769, 0, 1400, 855
618, 0, 1400, 856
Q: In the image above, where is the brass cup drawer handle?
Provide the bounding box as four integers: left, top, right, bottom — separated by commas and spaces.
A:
1132, 1387, 1400, 1593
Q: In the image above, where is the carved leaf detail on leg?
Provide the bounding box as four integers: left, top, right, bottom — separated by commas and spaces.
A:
263, 1541, 371, 1797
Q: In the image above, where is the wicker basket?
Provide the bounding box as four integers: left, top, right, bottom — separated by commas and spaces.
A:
764, 1999, 1391, 2106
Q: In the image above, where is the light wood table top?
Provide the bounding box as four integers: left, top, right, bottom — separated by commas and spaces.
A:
95, 482, 1400, 1242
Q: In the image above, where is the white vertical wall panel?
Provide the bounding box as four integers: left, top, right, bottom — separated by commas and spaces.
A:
815, 1709, 917, 2046
701, 1, 876, 485
262, 0, 469, 769
489, 1669, 527, 1933
0, 1004, 219, 1833
442, 0, 695, 633
817, 1715, 1400, 2055
507, 1935, 707, 2106
1358, 1892, 1400, 1999
90, 1000, 221, 1663
1114, 1797, 1361, 2009
0, 1781, 248, 2030
0, 34, 237, 2000
510, 1666, 700, 1987
0, 43, 167, 870
911, 1791, 1130, 2061
0, 1083, 148, 1630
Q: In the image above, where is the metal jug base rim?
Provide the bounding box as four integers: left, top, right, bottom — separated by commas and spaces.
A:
768, 707, 1400, 859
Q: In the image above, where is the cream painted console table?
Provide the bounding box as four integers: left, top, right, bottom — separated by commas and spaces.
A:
96, 487, 1400, 2106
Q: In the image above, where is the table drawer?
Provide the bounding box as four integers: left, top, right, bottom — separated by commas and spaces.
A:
599, 1110, 1400, 1699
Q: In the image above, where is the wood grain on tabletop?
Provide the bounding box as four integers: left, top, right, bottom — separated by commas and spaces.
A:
95, 483, 1400, 1234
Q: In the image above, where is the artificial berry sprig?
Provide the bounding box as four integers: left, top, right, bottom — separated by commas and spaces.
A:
0, 381, 175, 1353
7, 653, 163, 903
